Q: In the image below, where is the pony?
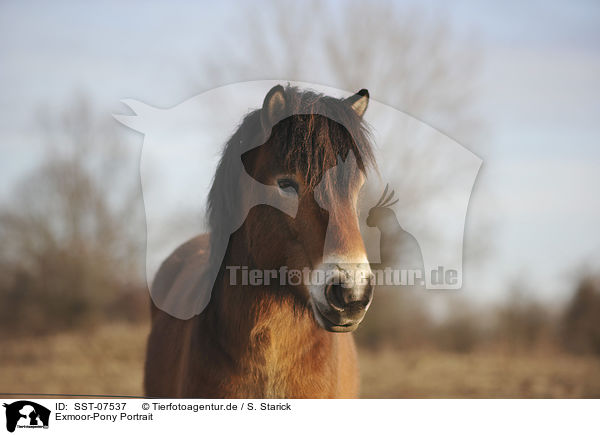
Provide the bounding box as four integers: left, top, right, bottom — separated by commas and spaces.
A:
145, 85, 376, 398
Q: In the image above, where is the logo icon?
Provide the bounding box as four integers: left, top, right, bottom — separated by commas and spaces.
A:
3, 401, 50, 433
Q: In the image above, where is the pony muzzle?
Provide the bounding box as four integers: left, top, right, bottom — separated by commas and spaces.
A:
310, 263, 374, 333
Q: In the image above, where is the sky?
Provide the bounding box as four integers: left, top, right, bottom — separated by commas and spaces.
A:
1, 0, 599, 303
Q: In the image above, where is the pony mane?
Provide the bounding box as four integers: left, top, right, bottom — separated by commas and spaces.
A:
207, 86, 375, 270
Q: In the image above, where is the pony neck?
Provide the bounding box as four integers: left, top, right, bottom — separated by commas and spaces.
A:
207, 234, 330, 366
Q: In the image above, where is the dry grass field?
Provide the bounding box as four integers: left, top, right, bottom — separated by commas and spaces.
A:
359, 348, 600, 398
1, 322, 599, 399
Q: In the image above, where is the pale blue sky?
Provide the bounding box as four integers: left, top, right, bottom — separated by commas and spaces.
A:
1, 0, 599, 303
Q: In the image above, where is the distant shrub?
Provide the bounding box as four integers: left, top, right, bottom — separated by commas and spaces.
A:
493, 291, 554, 353
561, 277, 600, 355
433, 305, 482, 353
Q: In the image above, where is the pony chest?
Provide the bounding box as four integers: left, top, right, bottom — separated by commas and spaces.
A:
245, 328, 332, 398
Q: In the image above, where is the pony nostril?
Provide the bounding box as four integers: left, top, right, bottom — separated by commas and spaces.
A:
325, 283, 347, 311
324, 270, 374, 312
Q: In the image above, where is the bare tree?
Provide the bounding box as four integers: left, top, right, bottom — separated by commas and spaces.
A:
195, 0, 483, 146
0, 96, 146, 334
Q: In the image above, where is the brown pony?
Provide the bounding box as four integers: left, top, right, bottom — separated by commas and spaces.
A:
145, 85, 376, 398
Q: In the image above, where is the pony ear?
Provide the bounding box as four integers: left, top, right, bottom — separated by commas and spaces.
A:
346, 89, 369, 118
262, 85, 287, 128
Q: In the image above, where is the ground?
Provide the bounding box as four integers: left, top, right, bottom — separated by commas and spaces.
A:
1, 323, 599, 398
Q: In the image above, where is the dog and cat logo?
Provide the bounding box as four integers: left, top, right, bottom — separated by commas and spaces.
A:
3, 401, 50, 432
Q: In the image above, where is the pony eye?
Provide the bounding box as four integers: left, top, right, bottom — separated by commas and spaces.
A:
277, 178, 299, 194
